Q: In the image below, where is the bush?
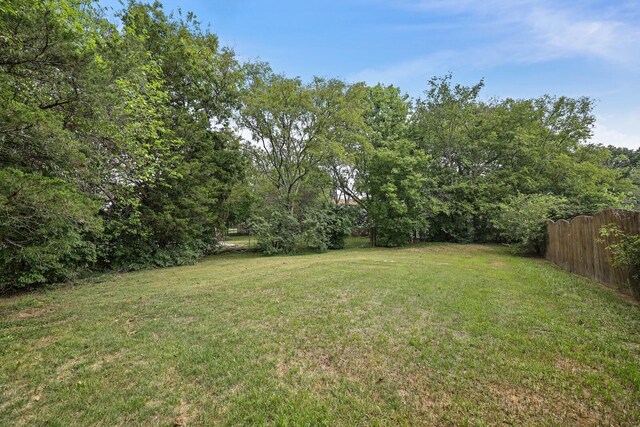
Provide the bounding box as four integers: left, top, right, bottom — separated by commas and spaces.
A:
0, 169, 102, 292
376, 214, 427, 247
251, 209, 299, 255
326, 205, 357, 249
302, 205, 355, 251
251, 204, 355, 255
492, 193, 567, 255
301, 208, 329, 251
599, 224, 640, 298
101, 240, 208, 272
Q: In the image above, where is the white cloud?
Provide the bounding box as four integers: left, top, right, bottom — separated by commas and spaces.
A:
593, 112, 640, 149
526, 7, 640, 64
593, 124, 640, 149
351, 0, 640, 87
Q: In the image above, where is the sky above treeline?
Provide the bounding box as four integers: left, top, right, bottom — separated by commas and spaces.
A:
100, 0, 640, 149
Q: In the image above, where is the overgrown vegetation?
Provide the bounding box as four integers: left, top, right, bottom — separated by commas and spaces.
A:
492, 194, 568, 255
600, 224, 640, 297
1, 0, 638, 291
1, 0, 244, 290
0, 169, 102, 288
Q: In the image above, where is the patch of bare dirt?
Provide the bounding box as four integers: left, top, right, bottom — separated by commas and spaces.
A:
88, 350, 127, 372
172, 400, 192, 426
10, 307, 50, 321
55, 355, 87, 382
485, 382, 608, 426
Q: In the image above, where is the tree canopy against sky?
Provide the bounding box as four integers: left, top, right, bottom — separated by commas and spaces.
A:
98, 0, 640, 150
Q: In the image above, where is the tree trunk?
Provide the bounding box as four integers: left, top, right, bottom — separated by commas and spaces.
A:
369, 226, 377, 247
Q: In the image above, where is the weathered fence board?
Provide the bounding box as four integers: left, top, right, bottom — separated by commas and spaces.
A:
546, 209, 640, 298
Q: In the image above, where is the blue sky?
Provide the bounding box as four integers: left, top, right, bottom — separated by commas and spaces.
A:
101, 0, 640, 148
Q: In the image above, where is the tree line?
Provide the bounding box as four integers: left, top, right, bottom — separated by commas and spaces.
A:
1, 0, 637, 291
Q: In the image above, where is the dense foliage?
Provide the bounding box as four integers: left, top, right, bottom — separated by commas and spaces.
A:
1, 0, 245, 290
606, 146, 640, 209
0, 169, 102, 288
600, 224, 640, 297
1, 0, 637, 291
410, 76, 630, 244
492, 194, 568, 255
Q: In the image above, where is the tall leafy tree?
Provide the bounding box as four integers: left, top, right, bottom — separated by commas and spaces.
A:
0, 0, 248, 287
329, 84, 431, 246
239, 70, 364, 252
606, 146, 640, 208
96, 2, 246, 268
0, 0, 107, 288
239, 70, 355, 213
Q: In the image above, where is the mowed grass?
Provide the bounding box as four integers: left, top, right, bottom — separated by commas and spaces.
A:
1, 240, 639, 426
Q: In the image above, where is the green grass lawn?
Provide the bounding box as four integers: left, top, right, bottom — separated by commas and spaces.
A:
1, 240, 639, 426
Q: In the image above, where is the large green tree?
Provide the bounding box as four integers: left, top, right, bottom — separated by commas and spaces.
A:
410, 75, 632, 243
329, 84, 431, 246
99, 2, 246, 269
606, 145, 640, 208
0, 0, 247, 288
239, 70, 358, 213
238, 70, 364, 252
0, 0, 107, 288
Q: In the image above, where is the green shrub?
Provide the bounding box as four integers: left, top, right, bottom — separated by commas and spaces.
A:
376, 214, 426, 247
251, 205, 355, 255
326, 205, 356, 249
251, 209, 299, 255
600, 224, 640, 298
492, 193, 567, 255
302, 205, 355, 251
0, 169, 102, 292
301, 208, 329, 251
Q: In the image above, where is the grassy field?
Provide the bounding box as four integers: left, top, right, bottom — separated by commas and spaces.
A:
1, 240, 639, 426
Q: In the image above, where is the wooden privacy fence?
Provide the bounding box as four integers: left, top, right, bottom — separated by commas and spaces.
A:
546, 208, 640, 298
